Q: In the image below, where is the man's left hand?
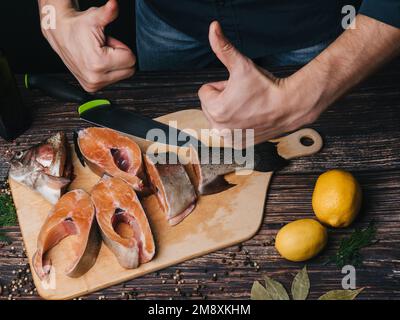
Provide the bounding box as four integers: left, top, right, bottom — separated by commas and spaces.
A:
199, 21, 325, 143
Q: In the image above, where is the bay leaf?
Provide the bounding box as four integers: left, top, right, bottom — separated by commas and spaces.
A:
291, 266, 310, 300
264, 276, 290, 300
251, 281, 273, 300
318, 288, 364, 300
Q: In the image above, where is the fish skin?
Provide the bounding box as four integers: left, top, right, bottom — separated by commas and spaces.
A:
189, 142, 289, 195
9, 132, 73, 204
195, 175, 236, 196
73, 131, 86, 168
32, 190, 101, 281
143, 153, 197, 226
168, 202, 196, 226
91, 176, 155, 269
67, 220, 101, 278
77, 128, 144, 192
189, 146, 237, 195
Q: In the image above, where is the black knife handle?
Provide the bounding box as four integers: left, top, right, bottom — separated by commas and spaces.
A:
25, 74, 91, 104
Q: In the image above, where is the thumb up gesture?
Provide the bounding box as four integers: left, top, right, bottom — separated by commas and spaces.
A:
42, 0, 136, 92
199, 21, 323, 143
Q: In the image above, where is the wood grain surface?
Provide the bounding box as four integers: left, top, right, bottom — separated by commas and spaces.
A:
8, 110, 323, 300
1, 60, 400, 300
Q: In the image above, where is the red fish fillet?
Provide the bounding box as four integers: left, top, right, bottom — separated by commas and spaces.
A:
91, 176, 155, 269
143, 153, 197, 226
32, 190, 100, 281
77, 128, 144, 191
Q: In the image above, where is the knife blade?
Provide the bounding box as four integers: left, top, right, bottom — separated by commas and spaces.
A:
25, 74, 204, 148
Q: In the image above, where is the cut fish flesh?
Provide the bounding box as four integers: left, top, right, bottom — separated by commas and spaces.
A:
9, 132, 73, 204
143, 153, 197, 226
77, 127, 144, 191
32, 190, 100, 280
91, 176, 155, 269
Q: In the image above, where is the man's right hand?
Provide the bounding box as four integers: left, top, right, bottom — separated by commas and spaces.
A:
39, 0, 136, 92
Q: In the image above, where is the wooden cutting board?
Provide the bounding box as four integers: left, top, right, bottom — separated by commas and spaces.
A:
9, 109, 323, 300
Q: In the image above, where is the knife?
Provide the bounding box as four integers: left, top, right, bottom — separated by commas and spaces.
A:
24, 74, 203, 148
25, 74, 291, 173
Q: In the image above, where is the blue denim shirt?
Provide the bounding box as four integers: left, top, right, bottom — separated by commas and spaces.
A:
359, 0, 400, 29
145, 0, 399, 59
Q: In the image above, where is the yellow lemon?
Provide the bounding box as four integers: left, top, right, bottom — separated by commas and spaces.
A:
312, 169, 362, 228
275, 219, 327, 262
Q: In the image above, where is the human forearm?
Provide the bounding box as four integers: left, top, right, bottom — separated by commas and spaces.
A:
291, 14, 400, 112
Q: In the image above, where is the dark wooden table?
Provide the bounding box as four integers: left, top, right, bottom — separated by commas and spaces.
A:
1, 60, 399, 300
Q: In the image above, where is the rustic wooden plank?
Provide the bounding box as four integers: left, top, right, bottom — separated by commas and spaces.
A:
1, 169, 399, 300
1, 59, 400, 300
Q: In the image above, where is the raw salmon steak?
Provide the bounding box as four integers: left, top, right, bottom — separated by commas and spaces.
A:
33, 190, 101, 281
91, 176, 155, 269
77, 127, 144, 191
144, 153, 197, 226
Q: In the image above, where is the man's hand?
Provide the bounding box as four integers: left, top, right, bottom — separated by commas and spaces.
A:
200, 17, 400, 143
39, 0, 136, 92
198, 21, 323, 143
